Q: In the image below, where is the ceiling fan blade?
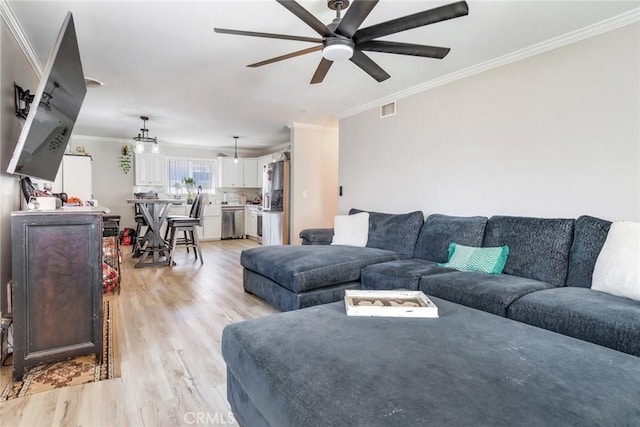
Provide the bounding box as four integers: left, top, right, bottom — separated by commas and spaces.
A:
357, 40, 450, 59
335, 0, 379, 38
214, 28, 322, 43
354, 0, 469, 44
310, 58, 333, 84
276, 0, 335, 37
247, 45, 322, 68
349, 50, 390, 82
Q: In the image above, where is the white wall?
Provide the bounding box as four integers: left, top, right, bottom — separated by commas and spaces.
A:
290, 123, 339, 244
339, 23, 640, 222
0, 20, 40, 315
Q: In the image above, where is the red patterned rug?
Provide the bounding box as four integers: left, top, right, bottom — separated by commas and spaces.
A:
0, 297, 120, 401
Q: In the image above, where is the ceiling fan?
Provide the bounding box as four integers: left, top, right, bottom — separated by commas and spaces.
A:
214, 0, 469, 84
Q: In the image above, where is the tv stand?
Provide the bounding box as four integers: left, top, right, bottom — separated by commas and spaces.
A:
10, 209, 103, 380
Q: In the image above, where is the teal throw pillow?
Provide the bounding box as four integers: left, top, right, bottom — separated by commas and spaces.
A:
438, 243, 509, 274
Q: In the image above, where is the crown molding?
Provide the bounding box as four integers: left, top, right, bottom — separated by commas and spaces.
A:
0, 0, 43, 77
288, 121, 338, 131
337, 8, 640, 120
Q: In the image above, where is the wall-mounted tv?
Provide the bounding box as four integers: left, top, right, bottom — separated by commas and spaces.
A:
7, 12, 86, 182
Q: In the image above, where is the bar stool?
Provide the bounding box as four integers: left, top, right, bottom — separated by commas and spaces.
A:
163, 194, 201, 242
132, 192, 157, 257
167, 194, 205, 265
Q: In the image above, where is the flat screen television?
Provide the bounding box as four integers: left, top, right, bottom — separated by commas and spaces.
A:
6, 12, 86, 182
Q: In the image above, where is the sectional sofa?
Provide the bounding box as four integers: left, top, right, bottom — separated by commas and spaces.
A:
225, 210, 640, 426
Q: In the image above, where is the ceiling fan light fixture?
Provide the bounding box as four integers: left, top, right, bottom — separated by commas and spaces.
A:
322, 41, 354, 61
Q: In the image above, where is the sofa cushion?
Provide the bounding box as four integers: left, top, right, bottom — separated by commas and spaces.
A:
299, 228, 334, 245
591, 221, 640, 301
361, 259, 454, 291
241, 245, 403, 293
566, 215, 611, 288
483, 216, 574, 287
413, 214, 488, 262
419, 271, 555, 317
507, 287, 640, 357
331, 212, 369, 247
438, 243, 510, 274
349, 209, 424, 256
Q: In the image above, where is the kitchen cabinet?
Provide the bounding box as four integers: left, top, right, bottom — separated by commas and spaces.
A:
10, 210, 103, 380
202, 204, 222, 240
218, 157, 262, 188
135, 153, 165, 186
218, 157, 244, 188
243, 158, 259, 188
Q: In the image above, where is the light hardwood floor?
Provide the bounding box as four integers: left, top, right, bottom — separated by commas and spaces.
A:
0, 239, 277, 426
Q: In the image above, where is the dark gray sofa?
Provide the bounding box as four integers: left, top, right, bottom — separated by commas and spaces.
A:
228, 210, 640, 425
241, 210, 640, 356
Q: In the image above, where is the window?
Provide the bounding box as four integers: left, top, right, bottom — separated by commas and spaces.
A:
166, 158, 215, 194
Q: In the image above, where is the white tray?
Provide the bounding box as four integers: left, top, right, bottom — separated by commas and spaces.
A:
344, 290, 438, 318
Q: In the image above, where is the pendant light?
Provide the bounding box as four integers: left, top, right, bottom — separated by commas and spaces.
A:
132, 116, 159, 154
233, 136, 239, 164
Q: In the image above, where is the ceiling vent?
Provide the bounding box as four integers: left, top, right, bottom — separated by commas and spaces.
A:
380, 101, 397, 118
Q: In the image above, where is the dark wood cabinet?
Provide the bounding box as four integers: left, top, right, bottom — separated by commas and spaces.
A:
11, 210, 103, 380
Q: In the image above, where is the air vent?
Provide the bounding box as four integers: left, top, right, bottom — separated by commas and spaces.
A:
380, 101, 396, 118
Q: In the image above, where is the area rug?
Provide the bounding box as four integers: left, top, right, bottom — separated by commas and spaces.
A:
0, 297, 120, 401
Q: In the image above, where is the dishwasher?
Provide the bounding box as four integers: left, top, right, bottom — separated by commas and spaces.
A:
221, 206, 245, 239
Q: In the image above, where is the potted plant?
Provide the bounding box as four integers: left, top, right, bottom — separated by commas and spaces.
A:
183, 177, 196, 204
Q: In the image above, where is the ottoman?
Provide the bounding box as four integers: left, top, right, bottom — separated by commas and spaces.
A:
222, 297, 640, 426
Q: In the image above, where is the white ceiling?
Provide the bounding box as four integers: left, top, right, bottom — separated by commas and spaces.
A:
6, 0, 639, 155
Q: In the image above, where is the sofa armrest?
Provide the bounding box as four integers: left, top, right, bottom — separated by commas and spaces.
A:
300, 228, 334, 245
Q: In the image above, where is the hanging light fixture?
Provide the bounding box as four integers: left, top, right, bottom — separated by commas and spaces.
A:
233, 136, 239, 164
132, 116, 158, 154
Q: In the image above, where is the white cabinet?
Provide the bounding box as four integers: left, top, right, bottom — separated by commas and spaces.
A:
135, 153, 165, 186
217, 157, 263, 188
218, 157, 244, 187
243, 158, 259, 188
202, 204, 221, 240
203, 216, 221, 240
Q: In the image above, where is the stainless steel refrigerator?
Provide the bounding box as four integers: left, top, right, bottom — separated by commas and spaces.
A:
262, 160, 290, 245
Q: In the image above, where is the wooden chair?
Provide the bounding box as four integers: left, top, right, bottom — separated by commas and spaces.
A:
166, 194, 205, 265
163, 194, 201, 242
132, 192, 157, 257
